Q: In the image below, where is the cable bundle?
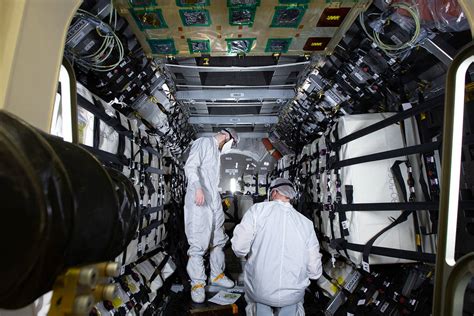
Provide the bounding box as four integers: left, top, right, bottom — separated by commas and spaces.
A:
359, 2, 422, 56
66, 4, 124, 72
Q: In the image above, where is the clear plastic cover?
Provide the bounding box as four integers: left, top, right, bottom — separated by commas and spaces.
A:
271, 6, 307, 28
424, 0, 470, 32
381, 0, 470, 33
229, 7, 256, 26
227, 38, 255, 54
116, 0, 370, 56
228, 0, 260, 6
179, 9, 212, 27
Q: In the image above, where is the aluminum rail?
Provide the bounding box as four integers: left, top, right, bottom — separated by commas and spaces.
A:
432, 41, 474, 316
176, 84, 296, 89
166, 61, 310, 73
61, 58, 78, 144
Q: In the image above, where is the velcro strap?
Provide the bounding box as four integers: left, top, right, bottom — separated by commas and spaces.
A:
191, 283, 205, 291
212, 273, 225, 283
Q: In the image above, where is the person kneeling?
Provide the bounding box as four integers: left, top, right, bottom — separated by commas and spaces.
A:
231, 178, 322, 315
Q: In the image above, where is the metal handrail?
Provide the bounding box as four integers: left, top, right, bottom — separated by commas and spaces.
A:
61, 58, 78, 144
432, 41, 474, 316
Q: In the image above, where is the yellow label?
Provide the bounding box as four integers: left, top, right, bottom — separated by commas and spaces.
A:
337, 276, 344, 285
311, 42, 323, 47
112, 297, 123, 309
329, 284, 338, 294
327, 15, 341, 21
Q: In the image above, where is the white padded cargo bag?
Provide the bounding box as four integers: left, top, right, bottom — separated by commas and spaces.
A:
323, 113, 417, 266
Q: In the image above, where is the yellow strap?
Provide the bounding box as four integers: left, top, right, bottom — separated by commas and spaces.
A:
212, 273, 225, 283
191, 283, 205, 291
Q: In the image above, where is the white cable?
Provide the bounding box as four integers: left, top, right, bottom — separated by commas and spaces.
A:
67, 8, 124, 72
359, 2, 421, 56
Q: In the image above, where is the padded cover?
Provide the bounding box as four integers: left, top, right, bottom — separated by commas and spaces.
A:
321, 113, 417, 265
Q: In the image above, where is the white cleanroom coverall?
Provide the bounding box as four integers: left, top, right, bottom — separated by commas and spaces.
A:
231, 200, 322, 308
184, 137, 228, 285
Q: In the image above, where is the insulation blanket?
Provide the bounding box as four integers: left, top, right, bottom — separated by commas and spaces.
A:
320, 113, 417, 266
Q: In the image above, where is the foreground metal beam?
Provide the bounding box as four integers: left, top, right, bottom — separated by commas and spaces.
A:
177, 84, 296, 89
197, 132, 269, 138
432, 42, 474, 316
420, 38, 454, 66
166, 61, 309, 73
186, 101, 282, 107
189, 115, 278, 125
177, 89, 295, 101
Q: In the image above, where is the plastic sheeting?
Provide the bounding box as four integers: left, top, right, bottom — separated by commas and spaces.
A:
116, 0, 371, 56
388, 0, 470, 32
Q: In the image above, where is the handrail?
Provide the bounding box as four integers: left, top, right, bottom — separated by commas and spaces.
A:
61, 58, 79, 144
432, 41, 474, 316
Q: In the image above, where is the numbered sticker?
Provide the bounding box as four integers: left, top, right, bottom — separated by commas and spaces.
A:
362, 261, 370, 273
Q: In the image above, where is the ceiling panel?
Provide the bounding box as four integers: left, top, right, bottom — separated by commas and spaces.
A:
116, 0, 372, 57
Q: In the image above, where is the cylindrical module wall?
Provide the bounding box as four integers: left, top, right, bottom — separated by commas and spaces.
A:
0, 111, 140, 309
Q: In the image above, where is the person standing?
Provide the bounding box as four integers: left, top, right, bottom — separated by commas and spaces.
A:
184, 128, 239, 303
231, 178, 322, 315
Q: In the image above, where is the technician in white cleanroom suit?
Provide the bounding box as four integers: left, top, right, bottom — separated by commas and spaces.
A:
184, 128, 239, 303
231, 178, 322, 316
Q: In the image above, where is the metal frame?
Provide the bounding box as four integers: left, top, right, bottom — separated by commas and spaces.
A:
61, 58, 79, 144
176, 89, 295, 101
176, 84, 296, 89
189, 115, 278, 125
432, 41, 474, 316
0, 0, 82, 132
165, 61, 310, 73
420, 38, 454, 67
197, 132, 268, 138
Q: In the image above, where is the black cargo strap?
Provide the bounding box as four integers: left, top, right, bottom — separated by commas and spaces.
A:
391, 161, 408, 201
144, 166, 164, 175
330, 99, 443, 149
336, 202, 439, 211
330, 141, 441, 169
419, 158, 438, 234
360, 160, 421, 272
78, 95, 133, 138
361, 211, 413, 272
329, 125, 351, 259
128, 120, 135, 179
148, 254, 171, 284
143, 145, 161, 158
419, 161, 432, 202
141, 219, 164, 236
394, 160, 424, 248
392, 160, 423, 253
93, 117, 100, 149
81, 144, 130, 167
142, 205, 163, 216
116, 111, 126, 157
335, 185, 352, 237
342, 242, 436, 263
